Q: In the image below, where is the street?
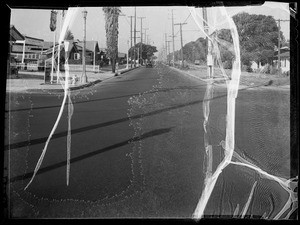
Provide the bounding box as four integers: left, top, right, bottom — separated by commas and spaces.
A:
5, 63, 290, 218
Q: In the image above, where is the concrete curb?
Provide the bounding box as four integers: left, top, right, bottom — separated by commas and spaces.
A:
25, 66, 141, 93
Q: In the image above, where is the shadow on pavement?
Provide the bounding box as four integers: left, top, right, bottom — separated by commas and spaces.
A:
5, 82, 268, 151
9, 127, 174, 183
6, 84, 206, 113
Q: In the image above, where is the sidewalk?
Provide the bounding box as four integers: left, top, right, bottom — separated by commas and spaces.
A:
6, 66, 140, 93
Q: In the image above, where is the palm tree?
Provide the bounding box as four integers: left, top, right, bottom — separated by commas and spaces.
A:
103, 7, 121, 73
64, 30, 74, 40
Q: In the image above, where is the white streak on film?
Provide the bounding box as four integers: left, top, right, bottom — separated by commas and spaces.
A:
230, 160, 298, 219
233, 204, 240, 217
241, 181, 257, 218
24, 8, 79, 190
190, 5, 242, 220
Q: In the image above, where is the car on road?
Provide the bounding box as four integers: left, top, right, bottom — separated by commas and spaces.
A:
146, 61, 153, 68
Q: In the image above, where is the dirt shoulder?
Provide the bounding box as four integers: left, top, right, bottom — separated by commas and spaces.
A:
177, 65, 290, 91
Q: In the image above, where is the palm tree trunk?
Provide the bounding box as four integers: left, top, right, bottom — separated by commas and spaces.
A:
111, 58, 116, 73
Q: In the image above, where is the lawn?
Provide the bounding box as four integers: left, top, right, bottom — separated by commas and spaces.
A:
185, 65, 290, 88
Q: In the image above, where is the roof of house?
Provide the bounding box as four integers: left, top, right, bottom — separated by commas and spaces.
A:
24, 35, 44, 42
278, 51, 290, 58
43, 41, 60, 49
75, 40, 99, 52
41, 41, 77, 55
274, 46, 290, 54
118, 52, 126, 58
99, 48, 107, 53
274, 48, 290, 58
10, 25, 25, 41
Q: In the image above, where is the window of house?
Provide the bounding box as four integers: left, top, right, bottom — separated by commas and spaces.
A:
74, 53, 80, 60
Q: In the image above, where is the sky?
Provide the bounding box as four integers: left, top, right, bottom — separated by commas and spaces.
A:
9, 2, 290, 54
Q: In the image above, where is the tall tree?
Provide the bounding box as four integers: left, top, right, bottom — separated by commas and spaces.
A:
232, 12, 284, 66
103, 7, 121, 73
129, 42, 157, 61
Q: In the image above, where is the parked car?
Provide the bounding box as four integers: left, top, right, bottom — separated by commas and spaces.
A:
194, 60, 200, 65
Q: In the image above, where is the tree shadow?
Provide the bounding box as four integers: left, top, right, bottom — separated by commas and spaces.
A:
9, 127, 174, 183
5, 82, 266, 151
6, 84, 206, 113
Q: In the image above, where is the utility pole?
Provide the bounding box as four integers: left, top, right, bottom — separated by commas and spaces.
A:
81, 9, 88, 83
134, 7, 137, 67
171, 9, 176, 66
126, 39, 129, 69
143, 28, 149, 45
165, 33, 168, 63
138, 16, 146, 65
276, 19, 289, 75
167, 40, 171, 65
202, 7, 213, 78
128, 15, 134, 68
174, 22, 187, 68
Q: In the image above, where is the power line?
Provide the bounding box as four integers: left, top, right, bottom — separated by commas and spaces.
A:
174, 12, 191, 37
183, 12, 191, 24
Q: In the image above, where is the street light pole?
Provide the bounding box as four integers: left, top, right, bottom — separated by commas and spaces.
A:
81, 9, 88, 83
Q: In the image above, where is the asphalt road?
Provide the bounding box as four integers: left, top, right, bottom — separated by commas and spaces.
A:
5, 63, 290, 218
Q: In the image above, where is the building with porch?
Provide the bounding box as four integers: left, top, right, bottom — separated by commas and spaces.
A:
74, 40, 101, 65
9, 25, 45, 65
273, 46, 290, 73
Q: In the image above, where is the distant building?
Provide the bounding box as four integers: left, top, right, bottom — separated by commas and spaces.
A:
9, 26, 109, 69
9, 25, 45, 64
74, 40, 101, 65
251, 46, 290, 73
273, 46, 290, 73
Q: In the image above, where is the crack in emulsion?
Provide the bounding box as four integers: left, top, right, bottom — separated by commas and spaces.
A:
23, 8, 79, 190
189, 6, 297, 220
12, 8, 137, 211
